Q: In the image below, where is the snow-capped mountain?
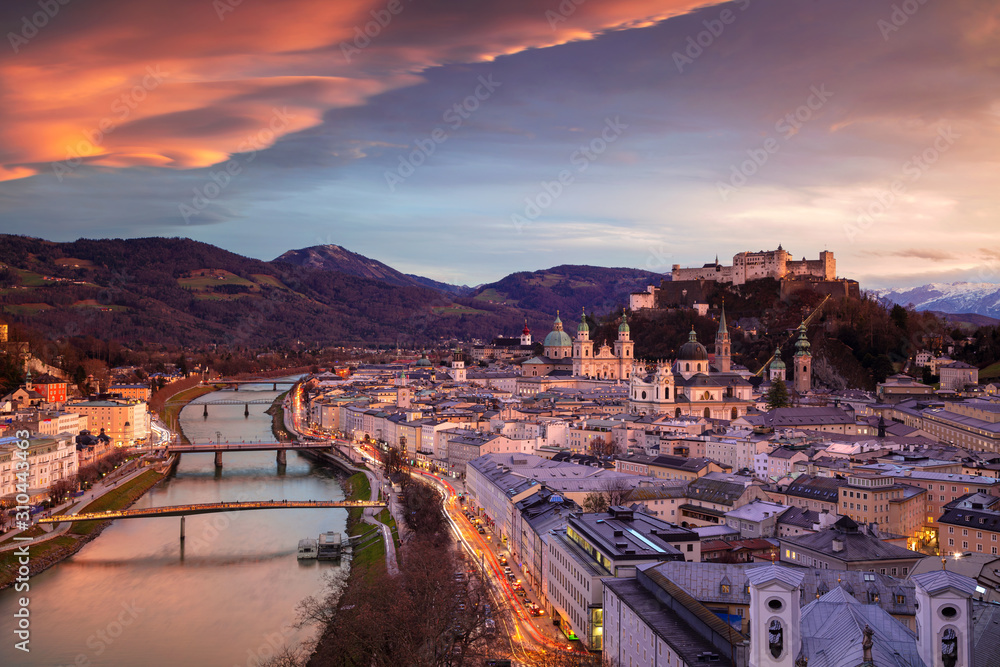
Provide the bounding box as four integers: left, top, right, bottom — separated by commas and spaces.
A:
872, 282, 1000, 319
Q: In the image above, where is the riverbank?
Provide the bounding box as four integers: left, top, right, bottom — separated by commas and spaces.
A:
0, 468, 167, 590
267, 390, 291, 441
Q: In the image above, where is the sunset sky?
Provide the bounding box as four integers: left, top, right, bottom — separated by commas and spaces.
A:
0, 0, 998, 288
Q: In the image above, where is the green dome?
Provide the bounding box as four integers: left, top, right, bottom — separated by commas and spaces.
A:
544, 330, 573, 347
770, 348, 786, 370
415, 352, 432, 367
544, 312, 572, 348
618, 311, 630, 333
578, 309, 589, 333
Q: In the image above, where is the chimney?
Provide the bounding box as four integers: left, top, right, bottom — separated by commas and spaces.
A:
832, 538, 844, 553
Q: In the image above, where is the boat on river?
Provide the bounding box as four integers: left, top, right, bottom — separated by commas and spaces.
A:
297, 538, 317, 559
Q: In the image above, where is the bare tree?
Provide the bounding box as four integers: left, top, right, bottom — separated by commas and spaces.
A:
582, 477, 635, 514
381, 445, 408, 480
47, 476, 77, 505
588, 435, 620, 460
601, 476, 635, 507
582, 492, 609, 513
301, 538, 500, 667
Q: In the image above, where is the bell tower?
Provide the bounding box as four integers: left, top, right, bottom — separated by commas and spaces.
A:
715, 302, 731, 373
613, 310, 634, 378
793, 323, 812, 394
450, 350, 466, 383
769, 347, 786, 382
747, 565, 804, 667
573, 309, 592, 376
913, 570, 976, 667
520, 319, 532, 346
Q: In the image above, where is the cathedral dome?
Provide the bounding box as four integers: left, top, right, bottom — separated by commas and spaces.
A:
544, 313, 572, 347
677, 327, 708, 361
415, 352, 432, 367
544, 330, 573, 347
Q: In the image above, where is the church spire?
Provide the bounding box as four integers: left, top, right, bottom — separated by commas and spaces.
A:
717, 300, 728, 336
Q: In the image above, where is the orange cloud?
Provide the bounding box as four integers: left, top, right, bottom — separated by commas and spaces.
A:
0, 0, 717, 180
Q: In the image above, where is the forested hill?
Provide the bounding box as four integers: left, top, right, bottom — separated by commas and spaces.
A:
470, 265, 663, 315
0, 235, 530, 347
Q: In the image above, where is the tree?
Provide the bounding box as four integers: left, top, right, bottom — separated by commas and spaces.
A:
588, 435, 619, 460
582, 477, 634, 513
766, 378, 790, 409
381, 446, 407, 480
582, 492, 609, 513
299, 537, 497, 667
47, 476, 77, 504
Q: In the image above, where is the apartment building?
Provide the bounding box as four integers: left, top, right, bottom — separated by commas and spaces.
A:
937, 492, 1000, 556
546, 507, 697, 650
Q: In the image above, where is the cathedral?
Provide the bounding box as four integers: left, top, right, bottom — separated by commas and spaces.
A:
521, 310, 634, 379
627, 305, 755, 419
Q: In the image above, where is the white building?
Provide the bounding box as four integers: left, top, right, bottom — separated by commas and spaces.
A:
0, 434, 78, 501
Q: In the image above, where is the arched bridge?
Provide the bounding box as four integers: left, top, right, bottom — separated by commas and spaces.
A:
210, 379, 298, 390
38, 499, 385, 524
165, 440, 334, 467
39, 500, 387, 543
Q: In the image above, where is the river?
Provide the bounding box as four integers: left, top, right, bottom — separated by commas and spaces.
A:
0, 379, 346, 667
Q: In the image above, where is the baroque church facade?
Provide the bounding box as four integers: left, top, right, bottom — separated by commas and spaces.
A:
627, 306, 755, 419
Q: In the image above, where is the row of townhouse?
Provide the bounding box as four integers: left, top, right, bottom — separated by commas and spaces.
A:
0, 434, 78, 501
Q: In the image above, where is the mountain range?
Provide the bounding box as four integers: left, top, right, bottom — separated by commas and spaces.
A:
872, 282, 1000, 323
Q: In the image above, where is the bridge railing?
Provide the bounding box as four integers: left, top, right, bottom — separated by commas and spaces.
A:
39, 499, 386, 523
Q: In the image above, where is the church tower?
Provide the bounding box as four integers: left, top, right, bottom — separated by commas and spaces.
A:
520, 319, 532, 346
450, 350, 466, 383
747, 565, 805, 667
715, 302, 731, 373
572, 309, 592, 376
769, 347, 786, 382
913, 570, 976, 667
793, 323, 812, 394
613, 310, 634, 379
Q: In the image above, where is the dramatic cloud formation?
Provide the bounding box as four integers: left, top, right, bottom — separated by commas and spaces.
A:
0, 0, 998, 288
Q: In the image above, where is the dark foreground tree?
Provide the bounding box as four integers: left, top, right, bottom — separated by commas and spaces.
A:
766, 378, 790, 409
296, 538, 498, 667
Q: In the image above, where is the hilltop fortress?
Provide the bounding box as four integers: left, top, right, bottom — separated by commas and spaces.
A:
632, 246, 856, 310
672, 245, 835, 285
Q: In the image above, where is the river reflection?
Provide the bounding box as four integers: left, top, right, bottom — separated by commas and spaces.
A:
0, 380, 344, 667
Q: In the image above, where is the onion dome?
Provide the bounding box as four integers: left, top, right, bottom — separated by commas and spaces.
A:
619, 310, 630, 334
794, 323, 811, 357
770, 347, 785, 370
578, 308, 589, 334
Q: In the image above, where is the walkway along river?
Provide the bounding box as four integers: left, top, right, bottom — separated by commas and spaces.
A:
0, 378, 346, 667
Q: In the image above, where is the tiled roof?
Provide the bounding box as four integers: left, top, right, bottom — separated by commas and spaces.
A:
799, 588, 920, 667
782, 526, 925, 563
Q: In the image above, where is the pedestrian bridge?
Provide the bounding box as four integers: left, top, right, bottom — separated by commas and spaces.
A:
39, 500, 386, 524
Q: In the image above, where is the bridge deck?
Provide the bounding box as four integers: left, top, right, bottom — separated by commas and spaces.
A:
167, 442, 332, 452
39, 500, 386, 523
